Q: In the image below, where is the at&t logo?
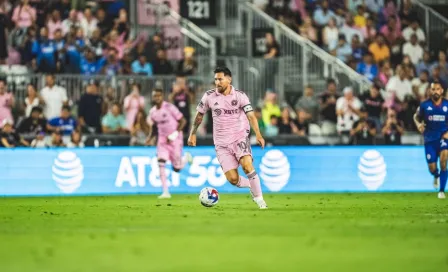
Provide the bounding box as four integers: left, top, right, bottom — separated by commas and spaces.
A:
259, 150, 290, 192
358, 150, 387, 191
52, 151, 84, 193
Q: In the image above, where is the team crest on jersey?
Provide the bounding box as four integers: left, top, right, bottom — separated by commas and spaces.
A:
214, 109, 222, 116
443, 106, 447, 112
231, 100, 238, 106
427, 154, 431, 160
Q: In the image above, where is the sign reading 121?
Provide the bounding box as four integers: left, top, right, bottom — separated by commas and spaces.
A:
180, 0, 217, 26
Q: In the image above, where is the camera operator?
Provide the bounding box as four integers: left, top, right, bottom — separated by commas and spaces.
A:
350, 106, 376, 145
382, 109, 405, 145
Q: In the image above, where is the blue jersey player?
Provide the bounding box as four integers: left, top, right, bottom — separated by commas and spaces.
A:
414, 81, 448, 199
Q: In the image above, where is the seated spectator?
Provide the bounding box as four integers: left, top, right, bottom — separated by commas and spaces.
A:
153, 49, 174, 75
47, 9, 62, 40
402, 19, 425, 43
102, 47, 122, 76
293, 110, 309, 136
0, 79, 14, 125
12, 0, 36, 29
378, 60, 393, 86
416, 51, 432, 76
353, 5, 366, 28
382, 109, 404, 145
24, 84, 43, 117
380, 17, 402, 45
361, 84, 384, 131
357, 52, 378, 81
431, 51, 448, 83
130, 109, 150, 146
330, 34, 352, 63
50, 0, 71, 20
16, 106, 47, 134
336, 86, 362, 135
386, 65, 413, 103
264, 115, 279, 137
106, 30, 126, 60
53, 29, 65, 55
48, 131, 66, 147
80, 7, 97, 39
62, 9, 81, 35
299, 16, 317, 43
67, 130, 85, 148
346, 0, 365, 13
430, 66, 448, 90
32, 27, 57, 73
368, 34, 390, 63
378, 0, 401, 30
144, 33, 165, 63
278, 108, 294, 134
78, 81, 104, 134
261, 91, 281, 126
412, 70, 430, 101
296, 85, 319, 123
96, 8, 111, 36
80, 47, 106, 75
350, 106, 376, 145
351, 35, 366, 63
102, 102, 127, 134
40, 74, 68, 119
30, 131, 47, 148
124, 84, 145, 131
264, 32, 280, 59
365, 0, 383, 14
131, 55, 153, 76
402, 34, 423, 66
399, 0, 417, 29
322, 17, 338, 50
340, 14, 364, 45
47, 105, 78, 135
319, 79, 339, 135
88, 28, 107, 59
0, 119, 29, 148
361, 17, 377, 43
253, 107, 265, 134
313, 0, 335, 27
177, 47, 198, 75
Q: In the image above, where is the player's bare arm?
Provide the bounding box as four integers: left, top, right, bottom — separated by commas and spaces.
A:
187, 112, 204, 146
145, 123, 155, 146
413, 107, 425, 134
246, 111, 265, 149
176, 117, 187, 132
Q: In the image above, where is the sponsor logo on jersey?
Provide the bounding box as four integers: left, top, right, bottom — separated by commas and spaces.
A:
429, 115, 446, 121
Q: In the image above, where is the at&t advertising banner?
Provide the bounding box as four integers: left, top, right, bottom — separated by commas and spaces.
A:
0, 147, 434, 196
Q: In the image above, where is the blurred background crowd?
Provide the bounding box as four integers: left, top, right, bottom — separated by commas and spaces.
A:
0, 0, 447, 147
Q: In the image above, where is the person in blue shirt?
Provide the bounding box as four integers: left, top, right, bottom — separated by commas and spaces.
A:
131, 55, 153, 76
47, 105, 78, 135
356, 52, 378, 81
32, 27, 57, 73
313, 0, 336, 27
414, 81, 448, 199
80, 47, 106, 75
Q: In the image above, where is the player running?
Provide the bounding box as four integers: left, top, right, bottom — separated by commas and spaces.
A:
147, 88, 192, 199
187, 67, 268, 209
413, 81, 448, 199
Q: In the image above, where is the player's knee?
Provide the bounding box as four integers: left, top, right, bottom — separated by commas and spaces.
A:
226, 174, 239, 185
241, 163, 254, 174
429, 164, 437, 172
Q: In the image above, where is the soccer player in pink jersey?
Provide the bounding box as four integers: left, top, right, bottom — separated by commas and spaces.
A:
187, 67, 268, 209
147, 88, 192, 199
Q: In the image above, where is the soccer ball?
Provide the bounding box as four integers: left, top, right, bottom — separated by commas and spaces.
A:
199, 187, 219, 207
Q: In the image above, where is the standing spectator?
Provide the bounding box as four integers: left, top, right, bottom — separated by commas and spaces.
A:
80, 7, 97, 39
350, 106, 376, 145
356, 52, 378, 81
144, 33, 165, 63
313, 0, 335, 27
131, 55, 153, 76
63, 34, 83, 74
365, 0, 384, 14
351, 35, 366, 63
368, 34, 390, 64
416, 51, 432, 76
50, 0, 71, 20
264, 115, 279, 137
0, 119, 29, 148
0, 79, 14, 125
299, 16, 318, 43
80, 47, 105, 75
177, 47, 198, 75
380, 17, 402, 46
169, 76, 193, 134
152, 49, 174, 75
67, 130, 85, 148
412, 70, 430, 101
402, 34, 423, 66
123, 83, 145, 131
361, 17, 377, 43
12, 0, 36, 29
0, 3, 7, 64
18, 27, 36, 65
48, 131, 66, 147
130, 109, 150, 146
62, 9, 81, 35
102, 47, 122, 76
16, 106, 47, 134
296, 85, 319, 123
24, 84, 43, 117
322, 17, 338, 50
402, 19, 425, 43
78, 81, 104, 134
361, 84, 384, 131
47, 105, 77, 135
47, 10, 62, 40
106, 30, 126, 60
88, 28, 107, 59
382, 109, 404, 145
40, 74, 68, 119
336, 86, 362, 135
319, 79, 339, 135
96, 8, 110, 36
330, 34, 352, 63
102, 102, 127, 134
386, 65, 413, 103
32, 27, 57, 73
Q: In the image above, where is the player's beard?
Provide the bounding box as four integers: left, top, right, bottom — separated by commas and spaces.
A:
216, 85, 227, 93
431, 93, 441, 102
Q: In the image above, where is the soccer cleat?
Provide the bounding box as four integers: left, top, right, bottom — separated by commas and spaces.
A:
158, 192, 171, 199
184, 152, 193, 165
254, 197, 268, 209
438, 192, 446, 199
434, 177, 439, 190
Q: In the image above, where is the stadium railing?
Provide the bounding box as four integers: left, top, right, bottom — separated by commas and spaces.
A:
412, 0, 448, 54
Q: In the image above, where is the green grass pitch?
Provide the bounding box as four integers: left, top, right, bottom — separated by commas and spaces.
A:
0, 193, 447, 272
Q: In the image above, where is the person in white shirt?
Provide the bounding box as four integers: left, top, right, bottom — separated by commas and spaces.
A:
386, 65, 413, 102
80, 7, 97, 39
336, 86, 362, 134
402, 34, 424, 66
40, 74, 68, 119
402, 20, 426, 43
67, 130, 85, 148
340, 14, 364, 45
411, 70, 430, 101
62, 9, 81, 35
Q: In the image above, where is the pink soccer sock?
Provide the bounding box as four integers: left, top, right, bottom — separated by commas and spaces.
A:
247, 171, 263, 199
159, 162, 168, 193
236, 176, 251, 188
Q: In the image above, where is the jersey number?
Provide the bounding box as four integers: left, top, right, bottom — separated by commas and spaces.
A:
187, 1, 210, 19
165, 36, 180, 50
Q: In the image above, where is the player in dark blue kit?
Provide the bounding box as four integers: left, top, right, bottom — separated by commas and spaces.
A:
414, 81, 448, 199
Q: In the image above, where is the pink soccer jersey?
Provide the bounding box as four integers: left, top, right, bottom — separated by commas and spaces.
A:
196, 86, 252, 146
148, 101, 184, 142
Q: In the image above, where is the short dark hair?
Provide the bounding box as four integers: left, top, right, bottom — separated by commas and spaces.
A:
153, 88, 164, 93
270, 115, 278, 120
62, 105, 71, 112
214, 67, 232, 77
431, 80, 443, 87
326, 78, 336, 85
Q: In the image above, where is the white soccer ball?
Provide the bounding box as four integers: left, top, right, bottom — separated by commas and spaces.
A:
199, 187, 219, 207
